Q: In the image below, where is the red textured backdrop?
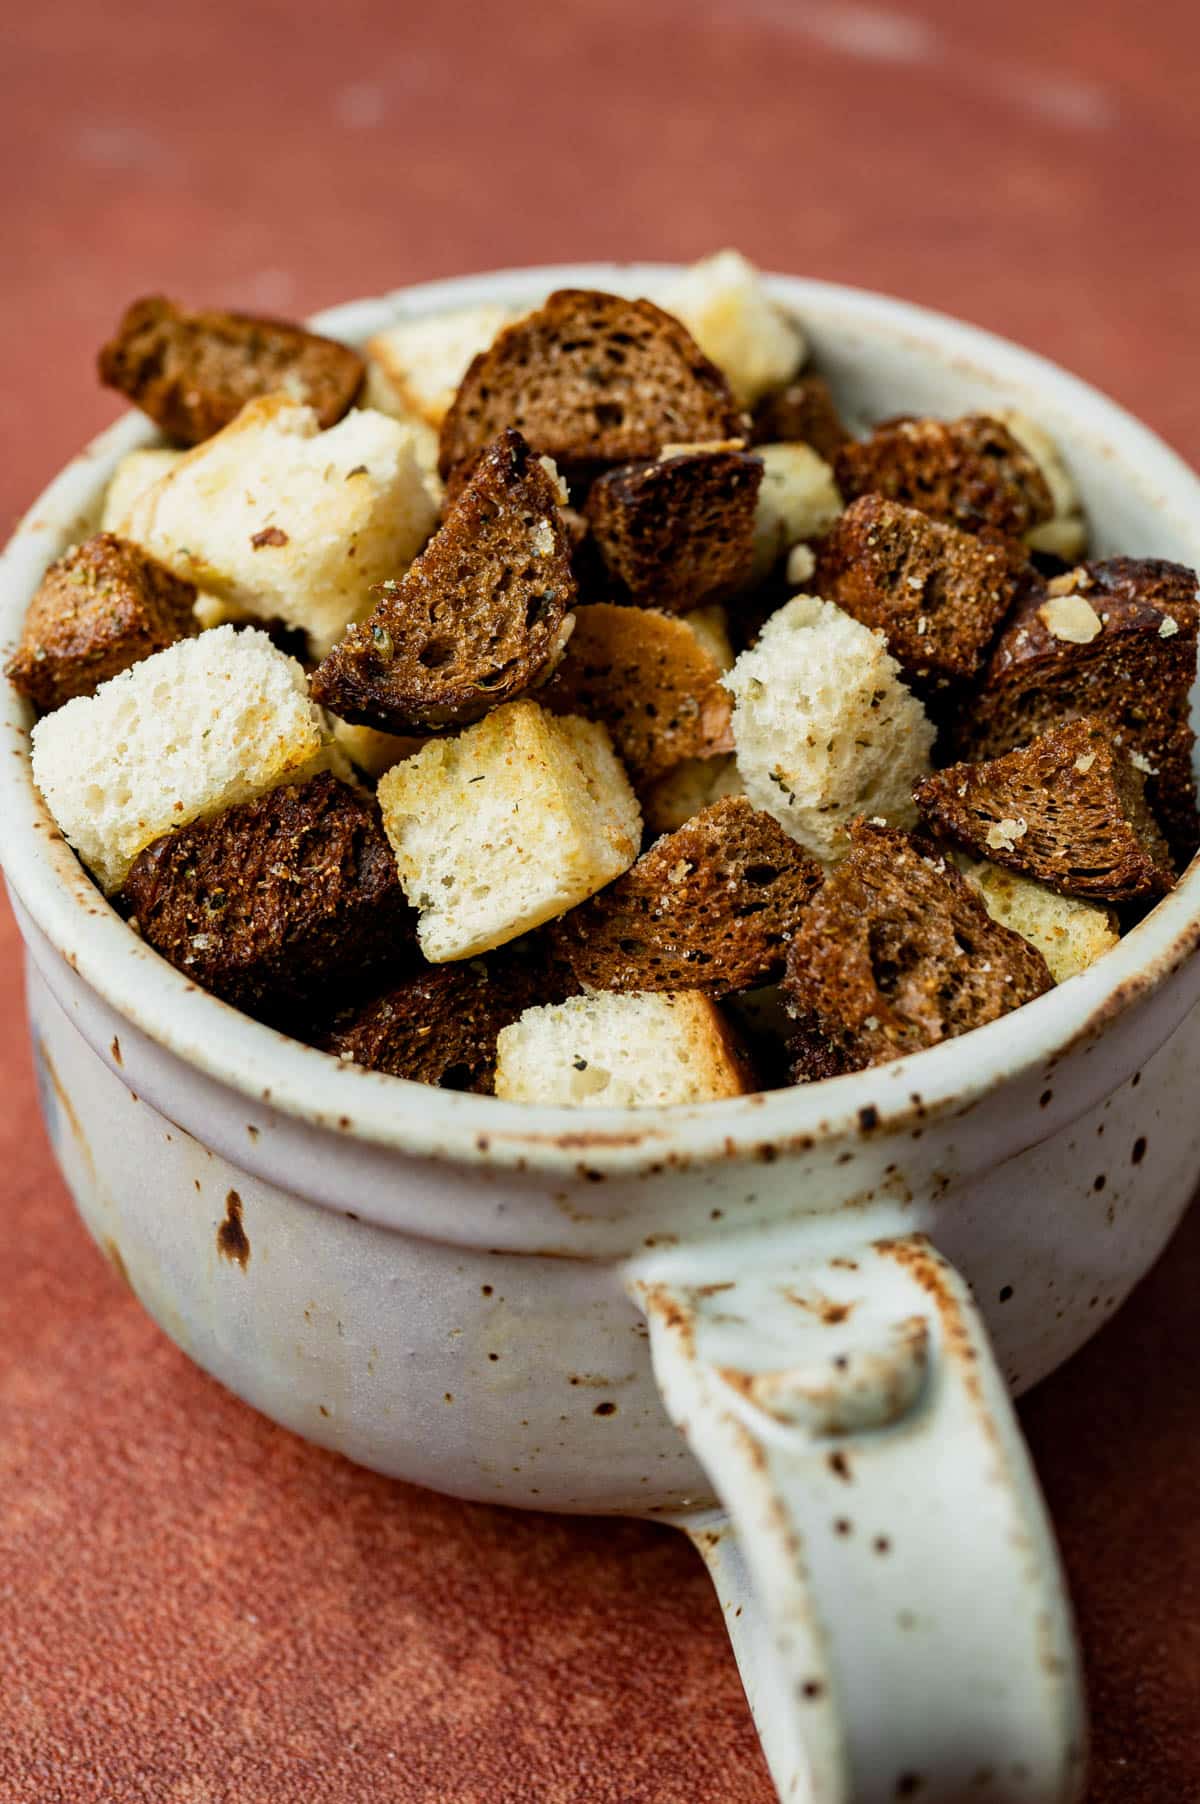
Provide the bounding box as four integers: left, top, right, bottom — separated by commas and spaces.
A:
3, 2, 1200, 1797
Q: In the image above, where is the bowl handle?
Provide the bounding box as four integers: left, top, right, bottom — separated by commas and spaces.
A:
626, 1229, 1087, 1804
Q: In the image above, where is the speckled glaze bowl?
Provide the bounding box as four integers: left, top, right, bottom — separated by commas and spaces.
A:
5, 267, 1200, 1804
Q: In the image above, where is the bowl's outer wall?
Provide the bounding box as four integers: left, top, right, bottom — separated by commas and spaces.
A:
6, 267, 1200, 1505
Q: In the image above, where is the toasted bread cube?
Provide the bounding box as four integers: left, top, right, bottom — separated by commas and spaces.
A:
120, 773, 414, 1025
97, 296, 364, 445
660, 251, 807, 408
953, 856, 1118, 985
328, 717, 427, 780
583, 448, 762, 611
494, 990, 755, 1107
642, 754, 744, 833
724, 596, 934, 863
6, 532, 197, 713
377, 699, 641, 961
31, 625, 334, 892
122, 397, 438, 658
367, 305, 516, 429
750, 373, 850, 462
834, 414, 1054, 539
996, 409, 1087, 559
749, 443, 843, 583
100, 449, 186, 532
540, 602, 734, 791
782, 821, 1054, 1078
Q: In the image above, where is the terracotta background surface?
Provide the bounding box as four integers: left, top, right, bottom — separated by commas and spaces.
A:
2, 1, 1199, 1797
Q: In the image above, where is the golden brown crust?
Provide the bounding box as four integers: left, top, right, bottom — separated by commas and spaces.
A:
814, 494, 1026, 691
954, 557, 1200, 864
834, 414, 1055, 538
6, 532, 196, 712
310, 429, 575, 733
782, 819, 1054, 1077
916, 719, 1175, 902
750, 373, 850, 461
97, 296, 364, 445
120, 774, 415, 1027
437, 289, 746, 489
550, 796, 823, 998
539, 602, 733, 791
583, 450, 762, 612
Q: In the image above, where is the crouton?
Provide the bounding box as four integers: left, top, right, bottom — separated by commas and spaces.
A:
100, 448, 185, 532
327, 717, 427, 781
723, 596, 935, 863
494, 989, 756, 1107
583, 448, 762, 611
377, 699, 641, 962
749, 443, 843, 583
953, 855, 1119, 985
782, 820, 1054, 1077
955, 557, 1200, 863
121, 397, 438, 658
915, 719, 1175, 902
310, 428, 575, 732
357, 360, 441, 482
750, 373, 850, 462
6, 533, 196, 713
120, 773, 411, 1025
642, 754, 744, 833
366, 304, 516, 428
321, 940, 568, 1092
550, 796, 823, 997
31, 625, 334, 893
659, 251, 807, 407
834, 415, 1055, 538
539, 602, 734, 791
438, 289, 745, 489
814, 495, 1024, 691
98, 296, 364, 446
995, 409, 1088, 560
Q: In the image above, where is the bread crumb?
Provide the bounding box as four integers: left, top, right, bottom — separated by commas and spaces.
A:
985, 817, 1028, 852
1039, 592, 1102, 644
1074, 751, 1097, 774
786, 542, 816, 586
1159, 614, 1180, 638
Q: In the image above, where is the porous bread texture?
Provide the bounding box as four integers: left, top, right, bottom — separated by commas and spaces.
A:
494, 990, 754, 1107
996, 409, 1087, 560
660, 251, 807, 407
357, 359, 441, 481
723, 596, 935, 863
954, 855, 1118, 985
30, 625, 334, 893
366, 304, 516, 427
376, 699, 641, 962
749, 443, 843, 583
121, 397, 439, 658
100, 448, 185, 532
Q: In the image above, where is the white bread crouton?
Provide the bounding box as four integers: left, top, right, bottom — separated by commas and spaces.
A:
723, 596, 934, 863
328, 716, 426, 780
122, 397, 439, 659
494, 990, 754, 1107
997, 409, 1087, 560
749, 442, 843, 583
660, 251, 807, 407
681, 604, 734, 672
377, 699, 641, 962
31, 625, 334, 893
366, 304, 516, 428
100, 448, 185, 532
642, 754, 744, 834
954, 855, 1119, 984
358, 360, 441, 487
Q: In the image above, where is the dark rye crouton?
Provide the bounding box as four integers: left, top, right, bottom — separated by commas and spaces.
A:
321, 943, 568, 1092
834, 415, 1055, 539
782, 819, 1053, 1078
120, 774, 415, 1026
539, 602, 733, 791
750, 374, 850, 462
915, 719, 1175, 903
550, 797, 823, 997
6, 533, 197, 713
98, 297, 365, 446
955, 558, 1200, 864
437, 290, 746, 491
311, 429, 575, 733
583, 449, 762, 612
814, 495, 1025, 691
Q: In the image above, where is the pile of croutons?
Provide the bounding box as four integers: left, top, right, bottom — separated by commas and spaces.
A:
11, 252, 1198, 1107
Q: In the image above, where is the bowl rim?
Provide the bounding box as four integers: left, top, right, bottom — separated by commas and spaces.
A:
4, 260, 1200, 1176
